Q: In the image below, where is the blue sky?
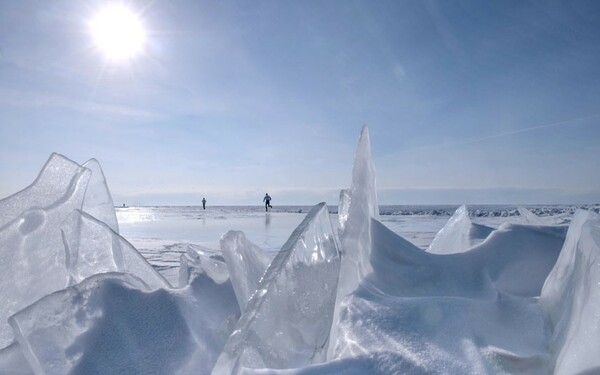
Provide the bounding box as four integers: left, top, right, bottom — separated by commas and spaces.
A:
1, 0, 599, 205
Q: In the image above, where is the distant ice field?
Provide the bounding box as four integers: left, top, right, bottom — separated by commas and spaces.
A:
116, 204, 594, 285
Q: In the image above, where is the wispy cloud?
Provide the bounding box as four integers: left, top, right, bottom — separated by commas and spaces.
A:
0, 88, 165, 121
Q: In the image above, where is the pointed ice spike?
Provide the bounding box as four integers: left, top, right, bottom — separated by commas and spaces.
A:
428, 205, 494, 254
212, 203, 341, 374
351, 125, 379, 220
220, 231, 272, 310
428, 205, 471, 254
82, 159, 119, 233
328, 126, 380, 359
338, 125, 379, 293
518, 207, 544, 225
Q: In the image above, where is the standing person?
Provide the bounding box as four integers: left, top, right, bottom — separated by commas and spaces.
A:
263, 193, 272, 212
202, 197, 207, 210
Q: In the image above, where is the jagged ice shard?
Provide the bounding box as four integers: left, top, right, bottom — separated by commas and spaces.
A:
0, 154, 169, 350
336, 125, 378, 299
0, 154, 91, 349
327, 126, 379, 359
541, 210, 600, 375
212, 203, 341, 374
64, 210, 170, 289
179, 244, 229, 288
518, 207, 545, 225
220, 231, 273, 310
428, 204, 494, 254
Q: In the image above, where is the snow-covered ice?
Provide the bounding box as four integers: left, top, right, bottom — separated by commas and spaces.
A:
0, 127, 598, 374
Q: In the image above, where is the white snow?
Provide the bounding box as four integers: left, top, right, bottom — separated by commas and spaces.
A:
0, 127, 598, 374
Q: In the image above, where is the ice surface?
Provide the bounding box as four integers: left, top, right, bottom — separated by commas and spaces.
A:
9, 272, 239, 375
541, 210, 600, 375
428, 205, 494, 254
179, 244, 229, 288
220, 231, 273, 310
212, 203, 341, 374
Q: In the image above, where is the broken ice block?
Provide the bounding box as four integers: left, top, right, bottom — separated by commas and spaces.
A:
518, 207, 544, 225
541, 210, 600, 375
0, 153, 168, 349
64, 210, 170, 289
0, 155, 91, 349
337, 188, 351, 231
179, 244, 229, 288
0, 154, 84, 228
337, 125, 379, 297
212, 203, 341, 374
329, 126, 380, 360
220, 231, 272, 310
428, 205, 494, 254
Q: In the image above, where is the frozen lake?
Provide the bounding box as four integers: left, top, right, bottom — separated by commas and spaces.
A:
116, 204, 568, 285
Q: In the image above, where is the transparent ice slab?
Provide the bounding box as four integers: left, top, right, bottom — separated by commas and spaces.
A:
337, 125, 379, 300
81, 159, 119, 233
64, 210, 170, 289
0, 155, 90, 349
220, 231, 272, 310
0, 153, 166, 349
212, 203, 341, 374
179, 244, 229, 288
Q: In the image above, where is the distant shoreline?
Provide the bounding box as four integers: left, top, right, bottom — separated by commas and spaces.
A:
115, 204, 600, 217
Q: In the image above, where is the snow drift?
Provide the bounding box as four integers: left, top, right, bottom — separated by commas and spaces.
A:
0, 128, 598, 374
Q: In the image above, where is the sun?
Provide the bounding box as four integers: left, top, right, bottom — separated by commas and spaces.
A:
89, 4, 146, 61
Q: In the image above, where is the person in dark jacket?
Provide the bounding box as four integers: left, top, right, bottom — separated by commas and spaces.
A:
263, 193, 272, 212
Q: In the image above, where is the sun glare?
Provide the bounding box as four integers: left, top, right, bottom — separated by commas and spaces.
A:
89, 4, 146, 61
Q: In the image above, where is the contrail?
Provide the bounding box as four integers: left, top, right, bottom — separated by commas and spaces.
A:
454, 113, 600, 147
